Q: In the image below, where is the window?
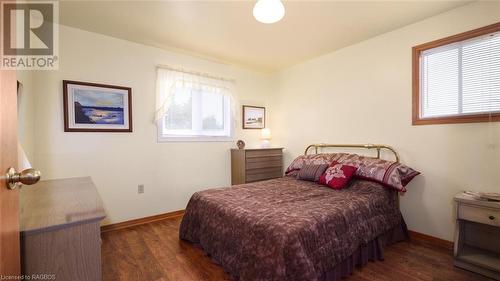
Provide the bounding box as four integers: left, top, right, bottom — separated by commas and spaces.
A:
155, 68, 234, 141
412, 22, 500, 125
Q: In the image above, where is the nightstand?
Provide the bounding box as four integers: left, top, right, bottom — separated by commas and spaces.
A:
454, 193, 500, 280
231, 148, 283, 185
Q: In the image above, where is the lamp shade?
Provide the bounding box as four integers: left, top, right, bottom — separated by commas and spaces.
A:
261, 128, 272, 140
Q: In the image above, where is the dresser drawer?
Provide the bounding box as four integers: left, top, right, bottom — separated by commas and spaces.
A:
231, 148, 283, 185
246, 149, 283, 158
246, 167, 282, 182
246, 156, 282, 170
458, 204, 500, 227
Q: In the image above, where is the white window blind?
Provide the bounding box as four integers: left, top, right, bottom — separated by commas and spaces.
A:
420, 31, 500, 119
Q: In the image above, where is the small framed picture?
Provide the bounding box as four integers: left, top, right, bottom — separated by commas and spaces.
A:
242, 105, 265, 129
63, 80, 132, 132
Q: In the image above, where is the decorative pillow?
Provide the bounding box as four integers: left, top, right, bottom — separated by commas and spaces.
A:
285, 153, 348, 174
296, 164, 329, 182
285, 170, 299, 177
319, 162, 358, 189
334, 154, 420, 192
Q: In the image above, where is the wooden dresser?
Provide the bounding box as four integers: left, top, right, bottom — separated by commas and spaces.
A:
20, 177, 106, 281
231, 148, 283, 185
454, 193, 500, 280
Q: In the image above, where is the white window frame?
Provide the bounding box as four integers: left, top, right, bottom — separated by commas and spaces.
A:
157, 87, 234, 142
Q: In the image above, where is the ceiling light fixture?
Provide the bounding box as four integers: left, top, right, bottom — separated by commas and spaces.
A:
253, 0, 285, 24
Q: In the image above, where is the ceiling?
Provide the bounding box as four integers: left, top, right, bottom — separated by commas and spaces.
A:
60, 1, 471, 72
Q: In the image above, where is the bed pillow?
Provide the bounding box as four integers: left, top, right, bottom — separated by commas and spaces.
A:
334, 154, 420, 192
296, 164, 329, 182
285, 153, 348, 175
319, 162, 358, 189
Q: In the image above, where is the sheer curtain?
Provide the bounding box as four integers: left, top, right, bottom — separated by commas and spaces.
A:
154, 67, 237, 128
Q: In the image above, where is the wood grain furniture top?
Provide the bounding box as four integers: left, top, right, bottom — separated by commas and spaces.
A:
230, 148, 283, 185
20, 177, 106, 281
454, 193, 500, 211
453, 193, 500, 280
20, 176, 106, 235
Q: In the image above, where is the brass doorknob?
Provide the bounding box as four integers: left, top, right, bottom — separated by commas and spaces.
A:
5, 167, 41, 189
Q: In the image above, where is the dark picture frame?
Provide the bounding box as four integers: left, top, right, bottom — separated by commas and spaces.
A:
242, 105, 265, 129
63, 80, 133, 132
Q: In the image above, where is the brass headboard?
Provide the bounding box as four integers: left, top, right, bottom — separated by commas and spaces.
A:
304, 143, 401, 207
304, 143, 400, 163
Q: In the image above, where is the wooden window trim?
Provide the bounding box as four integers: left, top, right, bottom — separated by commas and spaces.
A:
412, 22, 500, 125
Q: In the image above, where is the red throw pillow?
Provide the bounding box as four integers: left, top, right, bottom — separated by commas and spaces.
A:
319, 162, 358, 190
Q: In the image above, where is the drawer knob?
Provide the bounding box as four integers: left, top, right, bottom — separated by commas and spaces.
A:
489, 216, 495, 220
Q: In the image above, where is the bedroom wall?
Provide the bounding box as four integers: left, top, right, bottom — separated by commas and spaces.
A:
30, 25, 275, 224
269, 1, 500, 241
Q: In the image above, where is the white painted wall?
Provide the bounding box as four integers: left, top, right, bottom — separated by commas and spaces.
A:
29, 25, 275, 225
269, 1, 500, 241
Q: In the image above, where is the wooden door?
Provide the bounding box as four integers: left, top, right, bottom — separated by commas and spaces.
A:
0, 69, 20, 276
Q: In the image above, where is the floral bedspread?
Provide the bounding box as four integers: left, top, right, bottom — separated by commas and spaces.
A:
179, 177, 402, 281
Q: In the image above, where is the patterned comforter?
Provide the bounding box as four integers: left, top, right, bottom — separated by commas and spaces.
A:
179, 177, 403, 281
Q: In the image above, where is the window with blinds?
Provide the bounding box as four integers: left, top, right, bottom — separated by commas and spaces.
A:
413, 23, 500, 125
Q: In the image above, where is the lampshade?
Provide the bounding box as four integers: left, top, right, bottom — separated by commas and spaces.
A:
261, 128, 272, 140
253, 0, 285, 24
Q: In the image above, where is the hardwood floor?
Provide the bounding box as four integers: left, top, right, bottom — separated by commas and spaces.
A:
102, 217, 491, 281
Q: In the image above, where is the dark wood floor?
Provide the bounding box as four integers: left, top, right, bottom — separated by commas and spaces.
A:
102, 216, 491, 281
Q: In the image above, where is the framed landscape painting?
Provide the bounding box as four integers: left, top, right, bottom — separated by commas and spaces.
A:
63, 80, 132, 132
242, 105, 265, 129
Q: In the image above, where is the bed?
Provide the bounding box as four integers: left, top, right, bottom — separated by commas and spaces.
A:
179, 144, 415, 281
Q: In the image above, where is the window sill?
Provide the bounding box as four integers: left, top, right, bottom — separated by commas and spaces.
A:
412, 114, 500, 125
157, 135, 234, 142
